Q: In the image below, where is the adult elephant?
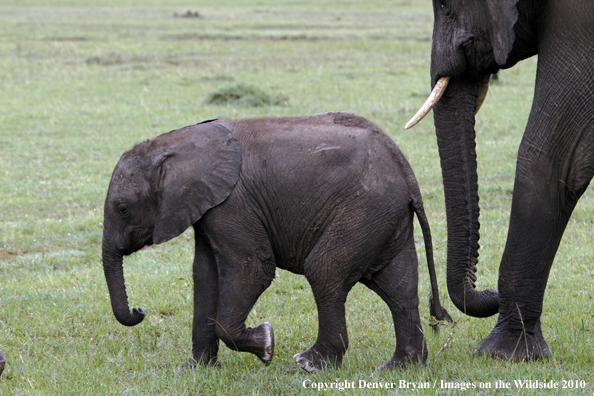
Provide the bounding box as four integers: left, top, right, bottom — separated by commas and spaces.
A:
406, 0, 594, 360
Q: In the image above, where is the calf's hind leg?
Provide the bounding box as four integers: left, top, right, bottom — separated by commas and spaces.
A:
293, 234, 366, 372
293, 282, 352, 372
361, 237, 426, 370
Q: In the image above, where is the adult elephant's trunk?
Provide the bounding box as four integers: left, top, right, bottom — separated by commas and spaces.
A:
102, 239, 145, 326
433, 76, 499, 318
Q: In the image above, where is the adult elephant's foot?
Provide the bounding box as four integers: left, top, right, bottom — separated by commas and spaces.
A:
475, 320, 551, 360
293, 346, 343, 373
178, 356, 222, 371
377, 348, 427, 371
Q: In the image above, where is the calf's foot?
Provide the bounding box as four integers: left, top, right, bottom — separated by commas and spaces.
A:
251, 322, 275, 365
293, 346, 343, 373
218, 321, 275, 365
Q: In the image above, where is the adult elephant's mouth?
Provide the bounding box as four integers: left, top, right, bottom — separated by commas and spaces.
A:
405, 75, 490, 130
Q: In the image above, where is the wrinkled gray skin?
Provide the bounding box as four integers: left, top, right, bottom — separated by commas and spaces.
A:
102, 112, 446, 372
429, 0, 593, 360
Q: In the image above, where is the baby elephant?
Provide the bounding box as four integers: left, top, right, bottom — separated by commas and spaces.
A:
102, 112, 446, 372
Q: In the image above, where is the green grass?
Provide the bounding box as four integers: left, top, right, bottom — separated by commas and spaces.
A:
1, 0, 593, 394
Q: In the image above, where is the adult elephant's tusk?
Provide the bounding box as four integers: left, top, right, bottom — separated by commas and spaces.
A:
475, 75, 490, 115
405, 76, 450, 129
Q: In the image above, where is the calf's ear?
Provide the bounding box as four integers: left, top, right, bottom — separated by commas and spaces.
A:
152, 123, 242, 244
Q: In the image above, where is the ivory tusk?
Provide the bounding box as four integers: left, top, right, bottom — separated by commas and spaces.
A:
475, 75, 490, 115
405, 76, 451, 129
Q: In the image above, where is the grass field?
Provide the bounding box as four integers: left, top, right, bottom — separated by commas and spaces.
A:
1, 0, 593, 394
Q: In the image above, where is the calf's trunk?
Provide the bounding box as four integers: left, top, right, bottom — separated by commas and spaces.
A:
102, 239, 145, 326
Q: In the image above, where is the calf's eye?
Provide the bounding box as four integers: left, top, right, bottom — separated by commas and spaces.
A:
117, 204, 129, 216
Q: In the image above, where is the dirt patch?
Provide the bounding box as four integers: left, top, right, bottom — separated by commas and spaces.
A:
164, 33, 328, 42
173, 10, 202, 19
205, 83, 288, 107
0, 249, 22, 259
85, 53, 155, 67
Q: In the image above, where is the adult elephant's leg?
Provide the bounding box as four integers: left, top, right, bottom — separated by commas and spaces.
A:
478, 138, 594, 359
361, 235, 426, 370
476, 155, 559, 359
477, 58, 594, 359
0, 351, 4, 376
477, 0, 594, 359
180, 232, 221, 369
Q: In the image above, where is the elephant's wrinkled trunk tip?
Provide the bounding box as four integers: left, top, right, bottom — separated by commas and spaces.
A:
405, 76, 450, 129
114, 304, 146, 327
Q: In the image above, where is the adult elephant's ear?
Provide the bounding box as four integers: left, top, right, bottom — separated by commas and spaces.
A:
152, 122, 242, 244
486, 0, 520, 65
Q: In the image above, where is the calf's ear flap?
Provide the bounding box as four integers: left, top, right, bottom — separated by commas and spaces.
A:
152, 123, 242, 244
486, 0, 520, 65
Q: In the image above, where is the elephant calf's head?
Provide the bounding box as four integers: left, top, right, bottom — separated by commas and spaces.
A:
101, 122, 242, 327
103, 149, 159, 256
